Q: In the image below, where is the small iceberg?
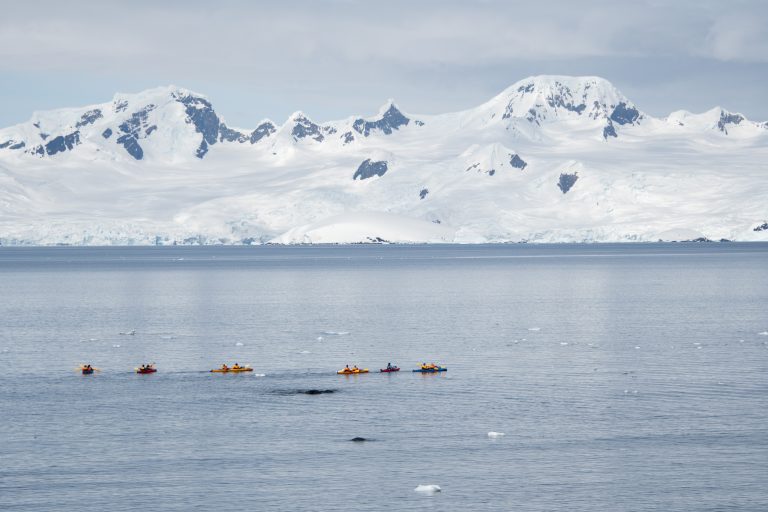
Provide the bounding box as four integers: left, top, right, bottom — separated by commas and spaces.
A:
414, 484, 441, 494
487, 431, 505, 438
758, 331, 768, 336
323, 331, 350, 336
528, 327, 541, 331
235, 342, 244, 347
119, 330, 136, 336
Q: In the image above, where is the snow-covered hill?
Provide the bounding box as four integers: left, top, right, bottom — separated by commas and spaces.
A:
0, 75, 766, 245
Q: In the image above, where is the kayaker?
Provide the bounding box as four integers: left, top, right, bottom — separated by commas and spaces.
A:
221, 363, 229, 371
352, 365, 359, 371
387, 362, 393, 369
233, 363, 240, 369
344, 365, 350, 371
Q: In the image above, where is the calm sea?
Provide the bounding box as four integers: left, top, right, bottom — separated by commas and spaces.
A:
1, 244, 767, 511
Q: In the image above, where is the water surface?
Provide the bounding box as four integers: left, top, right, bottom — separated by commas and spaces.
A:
1, 244, 767, 511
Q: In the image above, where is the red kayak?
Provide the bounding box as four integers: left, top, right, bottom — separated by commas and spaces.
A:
136, 367, 157, 374
380, 367, 400, 373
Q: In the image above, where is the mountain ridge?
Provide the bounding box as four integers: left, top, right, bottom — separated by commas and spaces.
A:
0, 75, 766, 245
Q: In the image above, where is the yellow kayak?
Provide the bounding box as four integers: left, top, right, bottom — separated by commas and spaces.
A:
337, 368, 369, 374
210, 367, 253, 373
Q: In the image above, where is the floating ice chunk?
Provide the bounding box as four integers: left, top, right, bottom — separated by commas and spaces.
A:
112, 344, 120, 348
487, 431, 505, 438
235, 342, 244, 346
119, 330, 136, 335
528, 327, 540, 331
160, 335, 174, 340
316, 336, 324, 341
414, 484, 441, 494
560, 342, 568, 346
323, 331, 350, 336
89, 338, 98, 342
253, 373, 266, 377
758, 331, 768, 336
635, 346, 640, 349
299, 350, 311, 354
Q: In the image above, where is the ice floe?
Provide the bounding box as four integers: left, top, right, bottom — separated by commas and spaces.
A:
487, 431, 505, 438
414, 484, 441, 494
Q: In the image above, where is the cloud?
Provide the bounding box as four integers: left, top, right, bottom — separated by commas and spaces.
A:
2, 0, 767, 76
0, 0, 767, 126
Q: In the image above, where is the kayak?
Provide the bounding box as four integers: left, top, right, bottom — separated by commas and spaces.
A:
81, 368, 94, 375
210, 367, 253, 373
380, 367, 400, 373
413, 367, 447, 373
337, 368, 369, 374
136, 367, 157, 374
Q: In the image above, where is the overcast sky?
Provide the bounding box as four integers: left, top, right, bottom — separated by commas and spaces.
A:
1, 0, 766, 127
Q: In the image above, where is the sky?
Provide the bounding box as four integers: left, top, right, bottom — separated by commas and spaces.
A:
1, 0, 767, 128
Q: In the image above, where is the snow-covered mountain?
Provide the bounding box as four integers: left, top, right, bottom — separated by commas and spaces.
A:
0, 75, 766, 245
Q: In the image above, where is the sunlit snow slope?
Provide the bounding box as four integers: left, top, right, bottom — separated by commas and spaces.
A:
0, 76, 766, 245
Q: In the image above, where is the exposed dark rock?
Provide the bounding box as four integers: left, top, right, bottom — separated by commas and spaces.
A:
113, 100, 129, 113
546, 94, 586, 114
219, 123, 247, 143
717, 112, 745, 134
352, 104, 409, 137
603, 122, 617, 139
39, 133, 49, 140
116, 105, 156, 161
0, 140, 12, 149
488, 169, 496, 176
44, 131, 80, 156
76, 109, 103, 128
753, 222, 768, 232
116, 134, 144, 160
509, 154, 527, 169
292, 115, 325, 142
558, 172, 579, 194
350, 437, 371, 442
9, 141, 25, 150
689, 237, 712, 242
250, 121, 276, 144
175, 94, 220, 158
610, 102, 640, 125
420, 188, 429, 199
341, 131, 355, 144
353, 159, 388, 180
414, 120, 425, 126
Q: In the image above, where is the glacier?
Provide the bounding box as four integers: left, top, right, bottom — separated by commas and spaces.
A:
0, 75, 766, 245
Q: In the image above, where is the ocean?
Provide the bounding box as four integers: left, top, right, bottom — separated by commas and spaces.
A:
1, 243, 767, 511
